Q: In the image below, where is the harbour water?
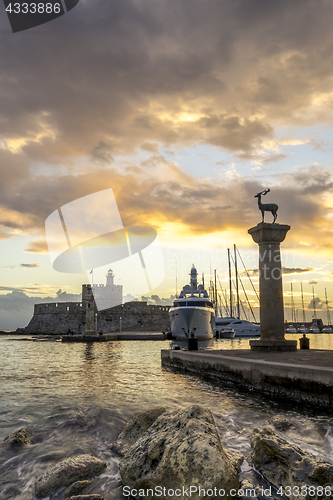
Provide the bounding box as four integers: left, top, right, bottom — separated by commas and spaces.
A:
1, 334, 333, 499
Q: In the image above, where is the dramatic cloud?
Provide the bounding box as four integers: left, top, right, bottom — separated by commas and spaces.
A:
307, 297, 323, 310
3, 263, 41, 269
2, 0, 333, 163
282, 267, 314, 275
0, 157, 333, 254
2, 0, 333, 330
143, 294, 176, 306
20, 263, 40, 268
0, 289, 81, 329
241, 267, 314, 277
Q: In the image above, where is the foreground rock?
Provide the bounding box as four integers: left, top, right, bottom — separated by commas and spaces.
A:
120, 405, 240, 500
64, 480, 95, 497
67, 496, 104, 500
34, 454, 107, 498
268, 415, 293, 431
113, 407, 166, 455
4, 428, 31, 446
251, 426, 333, 498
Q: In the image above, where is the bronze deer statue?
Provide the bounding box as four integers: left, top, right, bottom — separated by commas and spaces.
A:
255, 188, 278, 223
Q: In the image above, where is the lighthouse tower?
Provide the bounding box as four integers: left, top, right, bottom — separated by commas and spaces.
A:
90, 269, 123, 311
106, 269, 115, 286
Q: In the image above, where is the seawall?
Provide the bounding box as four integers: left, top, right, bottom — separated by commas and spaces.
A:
23, 301, 170, 335
161, 349, 333, 409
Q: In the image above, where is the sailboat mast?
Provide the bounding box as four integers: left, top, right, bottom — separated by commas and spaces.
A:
312, 285, 317, 320
325, 288, 331, 326
175, 258, 178, 298
234, 244, 240, 319
291, 283, 294, 325
228, 248, 233, 317
214, 269, 217, 316
301, 283, 306, 324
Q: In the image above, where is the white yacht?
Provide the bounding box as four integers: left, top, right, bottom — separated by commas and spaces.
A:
215, 317, 260, 337
169, 265, 215, 340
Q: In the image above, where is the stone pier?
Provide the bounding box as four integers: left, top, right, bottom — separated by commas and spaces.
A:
248, 223, 297, 351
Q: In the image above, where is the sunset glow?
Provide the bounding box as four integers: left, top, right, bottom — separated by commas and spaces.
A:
1, 0, 333, 328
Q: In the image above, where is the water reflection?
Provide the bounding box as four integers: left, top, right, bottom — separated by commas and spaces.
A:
0, 335, 333, 499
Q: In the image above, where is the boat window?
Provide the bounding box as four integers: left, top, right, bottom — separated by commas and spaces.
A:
173, 300, 213, 308
232, 321, 242, 324
186, 301, 213, 308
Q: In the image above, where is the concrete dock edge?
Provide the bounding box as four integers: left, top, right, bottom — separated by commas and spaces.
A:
161, 350, 333, 409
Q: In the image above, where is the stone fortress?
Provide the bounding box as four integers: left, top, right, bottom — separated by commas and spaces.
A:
22, 270, 169, 335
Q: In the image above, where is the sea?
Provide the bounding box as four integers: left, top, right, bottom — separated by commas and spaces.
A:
1, 333, 333, 499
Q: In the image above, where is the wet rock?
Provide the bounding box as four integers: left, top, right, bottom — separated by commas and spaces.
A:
238, 478, 275, 500
239, 467, 276, 500
0, 484, 22, 497
268, 415, 293, 431
4, 428, 31, 446
251, 426, 333, 497
120, 404, 240, 500
34, 454, 107, 499
239, 480, 260, 500
112, 407, 166, 455
67, 496, 104, 500
64, 480, 95, 497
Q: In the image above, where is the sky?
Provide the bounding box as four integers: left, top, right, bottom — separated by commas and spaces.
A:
1, 0, 333, 329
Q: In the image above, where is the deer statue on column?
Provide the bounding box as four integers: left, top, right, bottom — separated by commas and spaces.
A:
255, 188, 278, 223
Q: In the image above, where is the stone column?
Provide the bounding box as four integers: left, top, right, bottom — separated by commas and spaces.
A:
248, 223, 297, 351
82, 284, 97, 334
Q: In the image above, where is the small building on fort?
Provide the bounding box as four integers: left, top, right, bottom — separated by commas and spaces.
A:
92, 269, 123, 311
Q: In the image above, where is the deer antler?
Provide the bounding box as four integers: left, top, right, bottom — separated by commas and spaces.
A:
255, 188, 271, 198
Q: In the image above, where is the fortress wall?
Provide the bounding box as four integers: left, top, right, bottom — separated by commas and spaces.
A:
25, 310, 85, 334
97, 302, 169, 332
34, 302, 83, 314
24, 300, 170, 334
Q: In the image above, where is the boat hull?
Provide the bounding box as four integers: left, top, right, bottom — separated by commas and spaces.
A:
169, 306, 215, 340
215, 318, 260, 337
218, 329, 236, 339
232, 328, 260, 337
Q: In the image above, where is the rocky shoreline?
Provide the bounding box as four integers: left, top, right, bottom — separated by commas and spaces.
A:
2, 405, 333, 500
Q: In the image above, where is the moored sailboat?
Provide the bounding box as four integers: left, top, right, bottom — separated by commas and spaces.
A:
214, 245, 260, 337
297, 283, 309, 333
286, 283, 297, 333
322, 288, 333, 333
309, 285, 321, 333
